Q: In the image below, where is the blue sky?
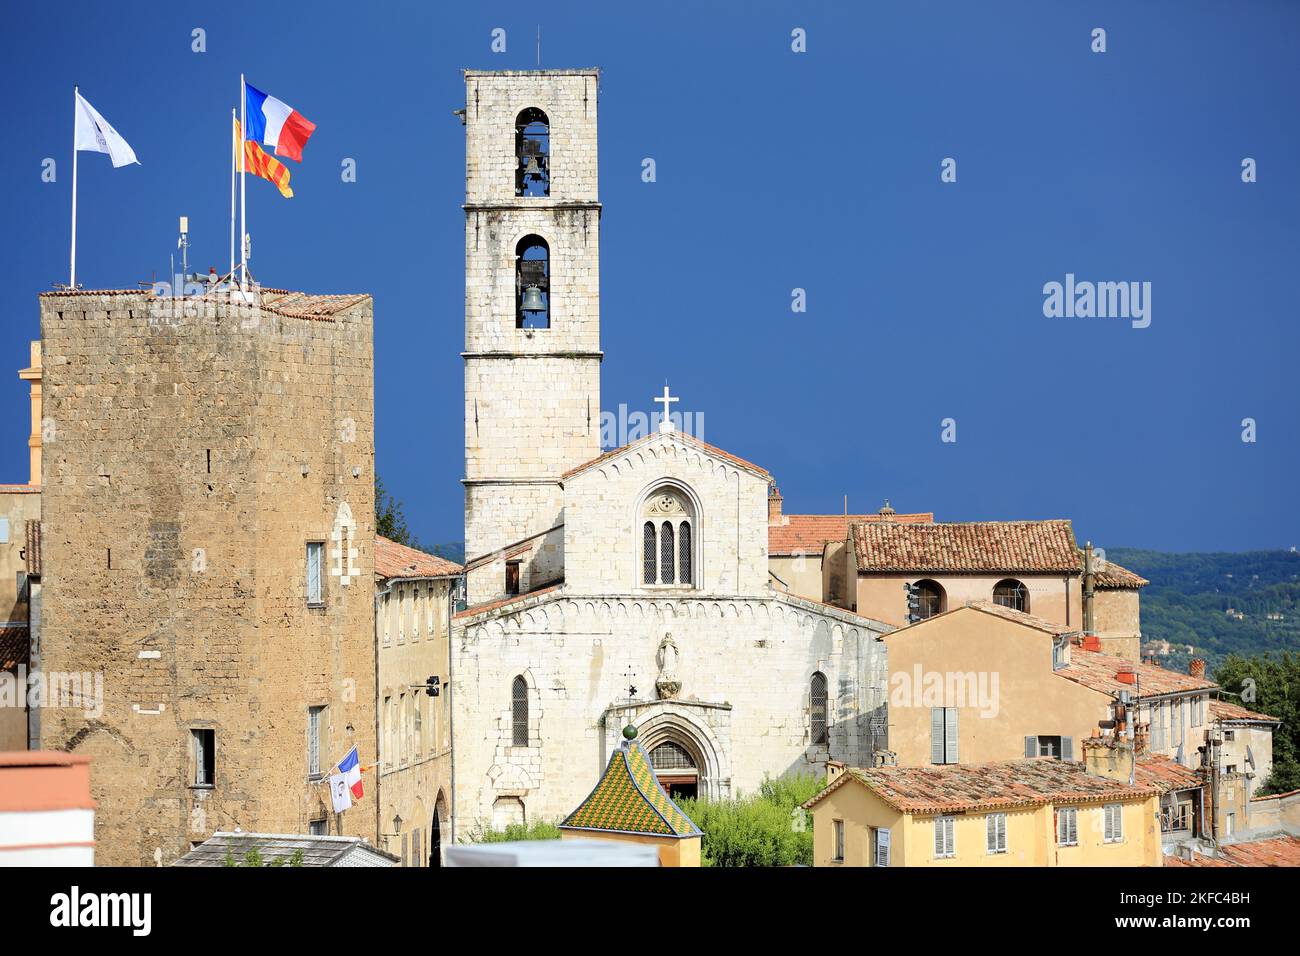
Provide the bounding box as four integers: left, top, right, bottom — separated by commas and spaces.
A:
2, 0, 1297, 553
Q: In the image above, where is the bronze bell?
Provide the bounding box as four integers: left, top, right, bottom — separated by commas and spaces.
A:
523, 156, 543, 179
520, 284, 546, 312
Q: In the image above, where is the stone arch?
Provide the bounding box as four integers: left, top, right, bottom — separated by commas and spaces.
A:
634, 703, 730, 800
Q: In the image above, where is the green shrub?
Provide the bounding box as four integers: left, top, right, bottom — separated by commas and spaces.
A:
470, 820, 562, 843
678, 772, 818, 867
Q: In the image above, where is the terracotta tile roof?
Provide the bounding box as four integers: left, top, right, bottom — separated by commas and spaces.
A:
453, 582, 564, 621
1056, 646, 1217, 699
1166, 835, 1300, 867
374, 535, 461, 580
1092, 561, 1149, 589
0, 626, 29, 671
803, 759, 1156, 814
851, 519, 1080, 574
561, 430, 770, 481
887, 600, 1077, 639
560, 740, 700, 837
1209, 699, 1280, 724
259, 289, 370, 320
769, 512, 933, 556
1133, 754, 1204, 794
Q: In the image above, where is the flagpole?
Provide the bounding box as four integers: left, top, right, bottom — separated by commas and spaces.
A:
239, 74, 247, 292
70, 85, 78, 288
230, 108, 236, 283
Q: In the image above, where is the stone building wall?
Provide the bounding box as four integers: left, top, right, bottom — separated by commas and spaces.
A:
377, 577, 453, 865
38, 289, 376, 866
451, 590, 888, 833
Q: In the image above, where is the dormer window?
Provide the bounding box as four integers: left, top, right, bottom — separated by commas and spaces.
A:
640, 487, 695, 587
515, 108, 550, 197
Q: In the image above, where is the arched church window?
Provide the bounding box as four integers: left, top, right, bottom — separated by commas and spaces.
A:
640, 488, 695, 587
650, 741, 695, 771
915, 579, 945, 620
810, 672, 828, 745
993, 578, 1029, 613
511, 675, 529, 746
516, 235, 550, 330
515, 108, 550, 197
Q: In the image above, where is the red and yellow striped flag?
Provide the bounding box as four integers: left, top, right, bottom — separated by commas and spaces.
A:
236, 118, 293, 198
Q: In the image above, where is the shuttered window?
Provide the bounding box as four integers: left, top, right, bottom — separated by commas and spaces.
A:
986, 813, 1007, 854
874, 827, 891, 867
511, 675, 529, 746
934, 816, 956, 858
1056, 807, 1078, 846
832, 820, 844, 862
931, 707, 959, 764
1104, 804, 1123, 843
306, 542, 323, 605
810, 672, 828, 745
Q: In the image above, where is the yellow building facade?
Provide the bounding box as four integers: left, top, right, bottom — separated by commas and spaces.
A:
804, 759, 1163, 867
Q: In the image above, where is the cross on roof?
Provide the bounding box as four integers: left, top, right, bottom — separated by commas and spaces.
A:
654, 383, 678, 434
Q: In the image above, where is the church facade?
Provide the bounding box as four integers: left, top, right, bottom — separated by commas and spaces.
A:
449, 69, 890, 835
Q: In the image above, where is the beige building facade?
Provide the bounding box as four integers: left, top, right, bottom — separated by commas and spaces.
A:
375, 535, 461, 866
38, 288, 377, 866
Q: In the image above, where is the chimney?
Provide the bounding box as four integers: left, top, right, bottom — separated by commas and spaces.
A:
19, 340, 41, 486
1083, 540, 1096, 636
878, 499, 896, 519
1133, 722, 1149, 756
1116, 666, 1137, 686
1189, 658, 1206, 679
1081, 634, 1102, 653
767, 484, 783, 525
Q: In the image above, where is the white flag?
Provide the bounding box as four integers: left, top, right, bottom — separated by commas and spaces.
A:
328, 773, 352, 814
74, 91, 139, 167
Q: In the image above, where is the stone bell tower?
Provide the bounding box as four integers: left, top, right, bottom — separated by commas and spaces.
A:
461, 69, 602, 572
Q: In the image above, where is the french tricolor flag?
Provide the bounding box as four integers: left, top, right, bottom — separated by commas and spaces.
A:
244, 82, 316, 162
338, 745, 364, 800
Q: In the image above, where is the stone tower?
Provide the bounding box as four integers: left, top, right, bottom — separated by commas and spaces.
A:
39, 288, 377, 865
462, 70, 602, 581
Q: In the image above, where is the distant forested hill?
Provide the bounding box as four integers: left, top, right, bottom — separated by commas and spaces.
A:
1106, 548, 1300, 668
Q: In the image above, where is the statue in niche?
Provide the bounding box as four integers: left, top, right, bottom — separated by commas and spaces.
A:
655, 632, 681, 700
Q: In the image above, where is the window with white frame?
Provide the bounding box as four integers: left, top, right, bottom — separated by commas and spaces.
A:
934, 816, 956, 858
1056, 807, 1078, 846
307, 705, 326, 779
306, 542, 324, 606
1103, 803, 1124, 843
986, 813, 1007, 854
640, 488, 695, 587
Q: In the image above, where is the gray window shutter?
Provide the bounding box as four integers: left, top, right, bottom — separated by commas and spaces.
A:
930, 708, 945, 764
1024, 736, 1038, 758
944, 707, 959, 764
1246, 744, 1256, 770
1061, 736, 1074, 761
876, 827, 890, 867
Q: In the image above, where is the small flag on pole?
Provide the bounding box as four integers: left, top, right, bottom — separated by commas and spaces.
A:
328, 773, 353, 814
235, 119, 293, 198
74, 91, 139, 167
244, 82, 316, 162
339, 746, 364, 800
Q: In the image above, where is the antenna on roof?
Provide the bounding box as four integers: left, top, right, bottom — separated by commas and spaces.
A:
843, 495, 848, 516
536, 24, 541, 67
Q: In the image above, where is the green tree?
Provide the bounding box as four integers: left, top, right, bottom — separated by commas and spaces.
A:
1213, 651, 1300, 794
677, 773, 822, 867
375, 474, 414, 547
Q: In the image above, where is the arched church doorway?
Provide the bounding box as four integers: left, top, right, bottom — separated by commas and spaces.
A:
649, 739, 699, 801
431, 791, 447, 868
